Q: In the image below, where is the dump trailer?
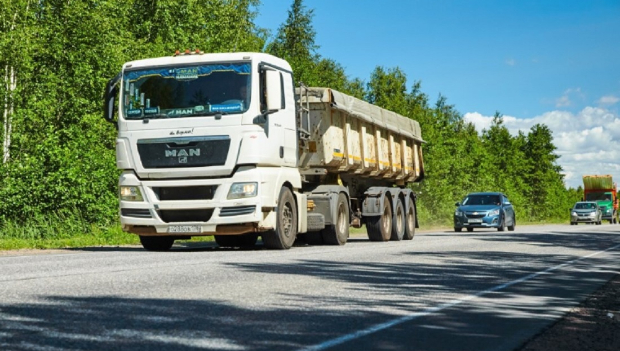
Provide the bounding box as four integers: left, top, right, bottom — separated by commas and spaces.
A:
583, 175, 618, 224
103, 51, 425, 250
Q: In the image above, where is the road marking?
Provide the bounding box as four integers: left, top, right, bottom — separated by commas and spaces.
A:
298, 243, 620, 351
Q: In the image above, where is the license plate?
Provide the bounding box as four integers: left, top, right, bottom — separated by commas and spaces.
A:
168, 225, 201, 233
467, 219, 482, 223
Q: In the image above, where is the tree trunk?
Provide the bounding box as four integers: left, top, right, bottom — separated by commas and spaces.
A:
3, 65, 15, 164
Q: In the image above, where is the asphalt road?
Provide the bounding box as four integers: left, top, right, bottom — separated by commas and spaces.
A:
1, 224, 620, 351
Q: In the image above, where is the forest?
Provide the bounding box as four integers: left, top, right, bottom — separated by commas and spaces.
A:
0, 0, 583, 244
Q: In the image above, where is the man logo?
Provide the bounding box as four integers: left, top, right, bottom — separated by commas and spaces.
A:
165, 149, 200, 157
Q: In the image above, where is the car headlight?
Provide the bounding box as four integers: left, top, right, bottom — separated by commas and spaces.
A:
227, 182, 258, 199
120, 186, 144, 201
571, 211, 577, 216
455, 210, 463, 216
589, 212, 596, 217
488, 209, 500, 216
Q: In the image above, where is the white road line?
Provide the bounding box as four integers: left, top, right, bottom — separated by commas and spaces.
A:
297, 243, 620, 351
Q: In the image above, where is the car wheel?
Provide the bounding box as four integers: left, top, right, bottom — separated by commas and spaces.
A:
507, 216, 516, 231
466, 227, 474, 232
454, 227, 462, 232
497, 216, 506, 232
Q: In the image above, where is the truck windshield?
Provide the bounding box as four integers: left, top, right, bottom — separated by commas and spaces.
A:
121, 62, 251, 120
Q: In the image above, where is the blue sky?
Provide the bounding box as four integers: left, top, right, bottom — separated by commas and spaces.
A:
255, 1, 620, 188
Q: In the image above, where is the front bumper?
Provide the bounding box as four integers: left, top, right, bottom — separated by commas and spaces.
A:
119, 167, 279, 236
454, 214, 502, 229
571, 215, 598, 223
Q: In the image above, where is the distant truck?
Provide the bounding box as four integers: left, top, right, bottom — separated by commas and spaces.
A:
583, 175, 618, 224
103, 51, 425, 251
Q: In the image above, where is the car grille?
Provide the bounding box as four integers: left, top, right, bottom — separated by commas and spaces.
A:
465, 212, 486, 219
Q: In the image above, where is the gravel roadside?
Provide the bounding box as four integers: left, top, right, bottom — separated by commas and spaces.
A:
517, 273, 620, 351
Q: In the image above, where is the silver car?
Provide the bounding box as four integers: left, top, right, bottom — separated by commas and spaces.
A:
570, 201, 602, 225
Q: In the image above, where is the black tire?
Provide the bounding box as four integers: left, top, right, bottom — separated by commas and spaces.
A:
497, 216, 506, 231
366, 195, 392, 242
322, 193, 349, 245
467, 227, 474, 232
215, 234, 258, 248
303, 231, 324, 245
507, 216, 516, 231
262, 187, 298, 249
140, 236, 174, 251
390, 198, 405, 241
404, 197, 416, 240
454, 227, 462, 232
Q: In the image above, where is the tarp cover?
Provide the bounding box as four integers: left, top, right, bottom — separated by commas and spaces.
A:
583, 175, 615, 190
299, 87, 424, 143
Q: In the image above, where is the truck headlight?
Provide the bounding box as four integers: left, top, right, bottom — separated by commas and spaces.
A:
227, 182, 258, 199
120, 186, 144, 201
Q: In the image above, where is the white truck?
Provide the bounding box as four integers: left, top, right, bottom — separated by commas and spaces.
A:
103, 51, 425, 250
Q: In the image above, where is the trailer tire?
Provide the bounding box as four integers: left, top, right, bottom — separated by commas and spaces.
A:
262, 187, 298, 249
390, 199, 405, 241
303, 231, 324, 245
404, 198, 416, 240
139, 236, 174, 251
322, 192, 349, 245
366, 195, 392, 242
215, 234, 258, 248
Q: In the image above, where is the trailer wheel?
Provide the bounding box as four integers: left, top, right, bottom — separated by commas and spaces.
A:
390, 199, 405, 241
303, 231, 324, 245
366, 195, 392, 241
215, 234, 258, 248
139, 236, 174, 251
404, 197, 416, 240
262, 187, 297, 249
322, 193, 349, 245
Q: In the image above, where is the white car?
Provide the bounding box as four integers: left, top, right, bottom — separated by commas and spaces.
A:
570, 201, 602, 225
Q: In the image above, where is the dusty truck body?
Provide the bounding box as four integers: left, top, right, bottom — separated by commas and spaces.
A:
103, 52, 425, 250
583, 175, 618, 224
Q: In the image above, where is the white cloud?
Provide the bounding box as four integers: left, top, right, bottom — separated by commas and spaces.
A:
463, 107, 620, 189
553, 88, 586, 108
598, 95, 619, 106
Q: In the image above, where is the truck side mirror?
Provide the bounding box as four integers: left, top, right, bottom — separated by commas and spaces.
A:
103, 72, 121, 125
265, 69, 282, 112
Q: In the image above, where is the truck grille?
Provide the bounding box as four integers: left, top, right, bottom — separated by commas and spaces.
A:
137, 136, 230, 169
157, 209, 214, 223
153, 186, 217, 201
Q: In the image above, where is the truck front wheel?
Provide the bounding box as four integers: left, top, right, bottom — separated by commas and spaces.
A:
262, 187, 298, 249
322, 192, 349, 245
139, 236, 174, 251
366, 195, 392, 242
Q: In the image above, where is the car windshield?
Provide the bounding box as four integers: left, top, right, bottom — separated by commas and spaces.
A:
463, 195, 501, 206
121, 62, 251, 120
575, 203, 596, 210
